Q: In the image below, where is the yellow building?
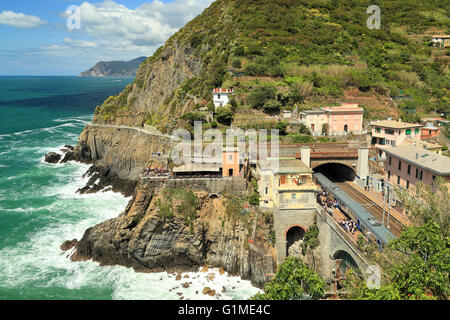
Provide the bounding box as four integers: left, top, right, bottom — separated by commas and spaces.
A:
256, 158, 320, 210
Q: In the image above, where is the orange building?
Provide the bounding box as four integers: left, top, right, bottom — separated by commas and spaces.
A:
222, 147, 241, 177
421, 122, 440, 139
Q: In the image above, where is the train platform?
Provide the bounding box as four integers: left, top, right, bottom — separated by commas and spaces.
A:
318, 195, 363, 244
346, 181, 411, 227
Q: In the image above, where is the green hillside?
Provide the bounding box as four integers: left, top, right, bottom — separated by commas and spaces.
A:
96, 0, 450, 131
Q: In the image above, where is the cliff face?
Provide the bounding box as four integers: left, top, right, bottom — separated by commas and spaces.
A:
79, 57, 147, 77
71, 182, 276, 287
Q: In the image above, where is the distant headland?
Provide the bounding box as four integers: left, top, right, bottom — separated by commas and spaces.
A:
79, 57, 147, 77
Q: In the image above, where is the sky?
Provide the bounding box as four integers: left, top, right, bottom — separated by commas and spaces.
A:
0, 0, 214, 75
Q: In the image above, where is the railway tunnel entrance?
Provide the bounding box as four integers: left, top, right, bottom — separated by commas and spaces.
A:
313, 163, 356, 182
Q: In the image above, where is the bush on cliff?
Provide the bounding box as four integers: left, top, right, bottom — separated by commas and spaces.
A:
251, 257, 325, 300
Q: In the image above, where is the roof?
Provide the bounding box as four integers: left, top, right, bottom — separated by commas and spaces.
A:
370, 120, 423, 129
422, 122, 439, 130
322, 103, 363, 113
258, 158, 312, 174
400, 138, 443, 150
173, 163, 221, 173
432, 35, 450, 39
212, 88, 234, 93
382, 146, 450, 175
300, 109, 326, 114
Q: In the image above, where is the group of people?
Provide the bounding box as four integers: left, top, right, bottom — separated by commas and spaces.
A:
317, 188, 342, 217
143, 167, 168, 177
317, 186, 359, 235
364, 184, 372, 192
341, 219, 359, 235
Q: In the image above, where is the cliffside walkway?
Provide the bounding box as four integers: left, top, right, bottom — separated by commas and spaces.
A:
87, 123, 174, 140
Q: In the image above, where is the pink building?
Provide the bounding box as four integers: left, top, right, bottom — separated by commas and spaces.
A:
383, 146, 450, 192
370, 120, 423, 158
322, 103, 364, 134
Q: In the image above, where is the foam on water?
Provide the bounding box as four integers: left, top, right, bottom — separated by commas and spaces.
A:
0, 113, 261, 300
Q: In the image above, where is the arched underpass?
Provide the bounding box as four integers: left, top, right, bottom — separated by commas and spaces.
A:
313, 163, 356, 182
333, 250, 361, 289
286, 226, 306, 257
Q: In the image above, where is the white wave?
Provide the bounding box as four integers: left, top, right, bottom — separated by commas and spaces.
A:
0, 160, 260, 300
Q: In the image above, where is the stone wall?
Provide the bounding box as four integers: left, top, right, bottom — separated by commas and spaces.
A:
141, 176, 247, 195
273, 207, 317, 263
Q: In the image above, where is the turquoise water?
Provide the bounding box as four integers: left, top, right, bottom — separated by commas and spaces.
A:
0, 76, 259, 300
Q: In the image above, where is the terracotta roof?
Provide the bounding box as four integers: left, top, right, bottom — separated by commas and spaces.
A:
212, 88, 234, 93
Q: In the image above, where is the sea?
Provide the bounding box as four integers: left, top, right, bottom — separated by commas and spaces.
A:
0, 76, 260, 300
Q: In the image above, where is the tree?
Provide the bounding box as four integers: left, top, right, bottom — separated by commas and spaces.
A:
298, 124, 311, 135
275, 121, 288, 136
215, 106, 233, 125
321, 123, 329, 135
180, 111, 206, 126
247, 85, 276, 109
345, 178, 450, 300
251, 257, 326, 300
232, 58, 242, 68
262, 100, 282, 115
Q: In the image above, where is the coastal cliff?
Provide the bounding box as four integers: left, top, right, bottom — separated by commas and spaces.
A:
70, 181, 276, 287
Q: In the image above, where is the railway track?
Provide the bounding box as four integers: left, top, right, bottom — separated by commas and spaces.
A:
336, 182, 404, 237
317, 170, 404, 237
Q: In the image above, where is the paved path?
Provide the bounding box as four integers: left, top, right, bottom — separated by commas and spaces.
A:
87, 123, 174, 139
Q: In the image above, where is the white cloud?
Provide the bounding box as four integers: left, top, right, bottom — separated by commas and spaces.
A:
62, 0, 214, 53
0, 10, 46, 29
63, 37, 97, 48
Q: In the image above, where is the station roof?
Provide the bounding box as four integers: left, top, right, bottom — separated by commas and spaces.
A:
258, 158, 312, 174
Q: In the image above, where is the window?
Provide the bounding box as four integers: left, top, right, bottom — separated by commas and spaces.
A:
265, 187, 268, 194
397, 176, 400, 185
229, 155, 233, 161
388, 171, 391, 180
407, 165, 411, 175
398, 160, 402, 171
388, 156, 392, 166
432, 176, 436, 185
415, 168, 419, 179
291, 194, 297, 200
406, 129, 411, 135
218, 94, 221, 99
385, 129, 395, 135
419, 170, 423, 181
406, 181, 410, 189
415, 128, 419, 134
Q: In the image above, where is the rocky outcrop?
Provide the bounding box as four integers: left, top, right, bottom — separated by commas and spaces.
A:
70, 125, 171, 196
60, 239, 78, 251
45, 152, 61, 164
70, 183, 276, 287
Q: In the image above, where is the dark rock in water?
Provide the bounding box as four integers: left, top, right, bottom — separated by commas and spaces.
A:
45, 152, 61, 164
60, 151, 76, 163
61, 239, 78, 251
60, 148, 70, 153
64, 145, 75, 151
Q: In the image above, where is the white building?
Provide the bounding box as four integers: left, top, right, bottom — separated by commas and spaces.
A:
212, 88, 234, 109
